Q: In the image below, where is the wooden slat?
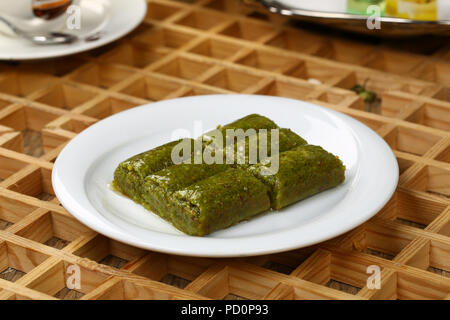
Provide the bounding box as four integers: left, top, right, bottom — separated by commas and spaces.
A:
0, 0, 448, 300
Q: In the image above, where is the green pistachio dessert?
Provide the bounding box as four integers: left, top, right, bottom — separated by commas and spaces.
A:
217, 128, 308, 167
113, 139, 194, 201
112, 114, 345, 236
141, 163, 229, 220
202, 114, 307, 167
246, 145, 346, 210
201, 114, 279, 148
171, 168, 271, 236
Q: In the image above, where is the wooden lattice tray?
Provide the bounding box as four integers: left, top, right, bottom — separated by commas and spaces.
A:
0, 0, 449, 300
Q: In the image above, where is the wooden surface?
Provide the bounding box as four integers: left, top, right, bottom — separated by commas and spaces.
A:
0, 0, 449, 300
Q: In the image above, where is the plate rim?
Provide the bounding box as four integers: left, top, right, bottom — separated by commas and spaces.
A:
0, 0, 147, 61
52, 94, 399, 257
258, 0, 450, 25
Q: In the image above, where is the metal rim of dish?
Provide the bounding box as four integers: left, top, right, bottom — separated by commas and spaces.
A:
257, 0, 450, 30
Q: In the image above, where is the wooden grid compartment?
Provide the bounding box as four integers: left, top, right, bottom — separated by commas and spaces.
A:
120, 74, 184, 101
406, 239, 450, 277
394, 270, 450, 300
154, 56, 214, 80
377, 190, 447, 229
405, 102, 450, 131
100, 42, 167, 68
383, 125, 442, 157
334, 70, 441, 99
81, 96, 139, 120
347, 223, 416, 261
0, 105, 61, 156
0, 241, 50, 283
315, 40, 375, 66
0, 196, 38, 230
0, 99, 11, 111
0, 71, 56, 98
435, 144, 450, 164
132, 26, 196, 49
204, 0, 250, 13
438, 217, 450, 237
73, 234, 146, 270
7, 166, 54, 202
255, 79, 317, 101
174, 9, 230, 31
181, 87, 220, 97
0, 153, 28, 182
367, 269, 450, 300
283, 61, 351, 86
405, 165, 450, 198
15, 211, 91, 250
203, 68, 265, 92
413, 61, 450, 91
363, 51, 425, 75
351, 93, 422, 119
59, 117, 96, 134
145, 1, 182, 21
264, 29, 327, 55
131, 253, 211, 289
189, 38, 242, 60
291, 249, 384, 295
68, 63, 137, 89
88, 279, 186, 300
11, 56, 88, 78
24, 259, 110, 300
218, 19, 275, 42
187, 265, 281, 300
258, 247, 318, 275
34, 83, 96, 110
0, 0, 449, 300
236, 49, 299, 73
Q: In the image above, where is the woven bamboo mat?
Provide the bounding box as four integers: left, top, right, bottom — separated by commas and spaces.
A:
0, 0, 449, 300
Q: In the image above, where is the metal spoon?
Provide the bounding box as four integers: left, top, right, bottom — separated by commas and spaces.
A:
0, 15, 77, 45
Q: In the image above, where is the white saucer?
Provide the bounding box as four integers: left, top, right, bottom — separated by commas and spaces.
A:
0, 0, 146, 60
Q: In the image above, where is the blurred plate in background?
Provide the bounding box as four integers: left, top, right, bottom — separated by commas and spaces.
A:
258, 0, 450, 36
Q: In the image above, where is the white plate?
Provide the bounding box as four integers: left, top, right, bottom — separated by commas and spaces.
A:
52, 95, 398, 257
0, 0, 146, 60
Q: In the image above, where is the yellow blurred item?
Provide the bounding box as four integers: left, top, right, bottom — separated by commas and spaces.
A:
385, 0, 437, 21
